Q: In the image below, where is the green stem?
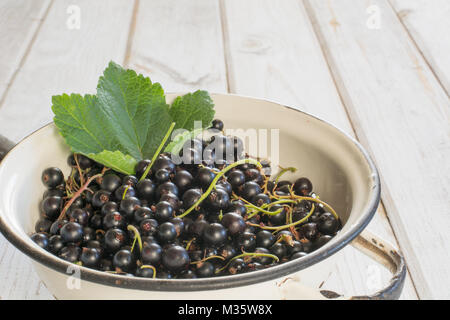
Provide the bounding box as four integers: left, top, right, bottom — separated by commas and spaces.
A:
140, 265, 157, 279
244, 202, 283, 216
176, 158, 262, 218
127, 225, 143, 252
247, 204, 315, 232
190, 255, 225, 265
274, 166, 297, 184
139, 122, 176, 181
215, 252, 279, 274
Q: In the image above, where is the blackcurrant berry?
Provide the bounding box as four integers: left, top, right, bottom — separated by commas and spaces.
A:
256, 230, 275, 248
35, 218, 52, 233
293, 177, 313, 196
203, 223, 227, 247
60, 222, 83, 243
161, 245, 190, 273
41, 167, 64, 189
141, 242, 162, 265
221, 212, 246, 236
113, 249, 135, 272
101, 174, 122, 192
157, 222, 177, 243
81, 247, 101, 268
31, 232, 49, 250
154, 201, 174, 222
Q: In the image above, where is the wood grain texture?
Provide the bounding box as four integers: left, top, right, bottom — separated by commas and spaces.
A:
221, 0, 417, 299
126, 0, 227, 93
0, 0, 135, 143
0, 0, 135, 299
0, 0, 51, 104
304, 0, 450, 299
390, 0, 450, 97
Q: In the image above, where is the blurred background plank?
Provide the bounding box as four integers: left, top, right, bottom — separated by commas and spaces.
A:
0, 0, 135, 143
304, 0, 450, 299
220, 0, 417, 299
390, 0, 450, 96
0, 0, 51, 105
0, 0, 136, 299
127, 0, 227, 93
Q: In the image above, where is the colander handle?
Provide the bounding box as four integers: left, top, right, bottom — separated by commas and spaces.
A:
278, 230, 407, 300
0, 134, 15, 162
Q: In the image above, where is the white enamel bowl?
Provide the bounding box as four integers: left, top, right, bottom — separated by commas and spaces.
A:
0, 94, 405, 299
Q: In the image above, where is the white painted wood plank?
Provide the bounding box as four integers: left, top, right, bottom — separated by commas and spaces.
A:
0, 0, 135, 143
0, 0, 51, 103
126, 0, 227, 93
221, 0, 417, 299
390, 0, 450, 96
0, 0, 135, 299
304, 0, 450, 299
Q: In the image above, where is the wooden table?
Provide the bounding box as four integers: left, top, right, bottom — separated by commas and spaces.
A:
0, 0, 448, 300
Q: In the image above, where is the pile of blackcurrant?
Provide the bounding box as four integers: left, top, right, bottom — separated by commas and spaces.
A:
31, 119, 341, 279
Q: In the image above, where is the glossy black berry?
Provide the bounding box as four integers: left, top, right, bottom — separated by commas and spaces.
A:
104, 228, 127, 252
136, 266, 155, 278
31, 232, 49, 250
270, 243, 287, 259
301, 223, 319, 240
317, 212, 339, 235
136, 179, 155, 201
68, 208, 89, 226
91, 190, 111, 208
239, 181, 261, 201
211, 119, 224, 131
122, 175, 138, 187
161, 245, 190, 273
35, 218, 52, 233
195, 261, 215, 278
173, 170, 193, 192
101, 174, 122, 192
157, 222, 177, 243
101, 201, 118, 216
256, 230, 275, 248
113, 249, 135, 272
134, 206, 153, 224
154, 201, 174, 222
139, 218, 158, 236
59, 245, 81, 262
41, 167, 64, 189
235, 232, 256, 252
205, 187, 229, 211
41, 196, 62, 220
81, 247, 101, 268
103, 212, 125, 230
60, 222, 83, 243
114, 185, 136, 200
221, 212, 246, 235
293, 177, 313, 196
182, 188, 202, 209
227, 170, 245, 190
119, 197, 141, 219
135, 159, 151, 178
203, 223, 227, 247
152, 156, 176, 173
48, 235, 64, 254
156, 182, 179, 199
195, 167, 216, 188
228, 258, 245, 274
49, 219, 67, 235
141, 242, 162, 265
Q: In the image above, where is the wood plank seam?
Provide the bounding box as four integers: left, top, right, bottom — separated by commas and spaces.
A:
387, 0, 450, 100
0, 0, 54, 109
301, 0, 420, 298
218, 0, 232, 93
123, 0, 139, 68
